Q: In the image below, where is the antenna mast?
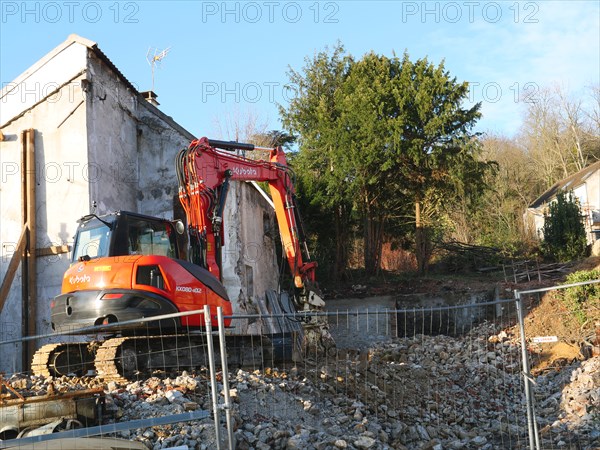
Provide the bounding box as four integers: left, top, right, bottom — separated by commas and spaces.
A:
146, 47, 171, 92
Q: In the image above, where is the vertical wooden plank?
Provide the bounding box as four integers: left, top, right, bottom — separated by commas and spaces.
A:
20, 130, 29, 372
26, 128, 37, 367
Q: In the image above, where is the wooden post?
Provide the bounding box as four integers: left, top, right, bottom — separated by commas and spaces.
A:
21, 130, 28, 371
26, 129, 37, 366
20, 129, 37, 370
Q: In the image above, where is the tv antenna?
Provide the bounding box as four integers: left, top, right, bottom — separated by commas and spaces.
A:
146, 46, 171, 92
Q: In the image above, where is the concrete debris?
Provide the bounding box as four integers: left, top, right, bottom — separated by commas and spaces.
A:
3, 326, 598, 449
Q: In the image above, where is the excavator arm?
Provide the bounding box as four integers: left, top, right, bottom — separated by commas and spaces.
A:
175, 137, 323, 309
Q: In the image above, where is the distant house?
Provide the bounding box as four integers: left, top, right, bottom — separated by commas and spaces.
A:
525, 160, 600, 247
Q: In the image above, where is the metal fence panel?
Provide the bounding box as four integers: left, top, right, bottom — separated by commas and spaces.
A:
516, 279, 600, 450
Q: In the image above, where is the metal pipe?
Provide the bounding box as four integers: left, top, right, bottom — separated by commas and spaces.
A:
208, 139, 257, 152
204, 305, 222, 450
218, 307, 235, 450
517, 278, 600, 295
0, 410, 209, 449
0, 298, 521, 347
515, 291, 538, 450
1, 307, 212, 346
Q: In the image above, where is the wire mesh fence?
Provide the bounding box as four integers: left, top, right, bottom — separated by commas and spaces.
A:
0, 284, 598, 449
225, 299, 533, 450
0, 308, 227, 448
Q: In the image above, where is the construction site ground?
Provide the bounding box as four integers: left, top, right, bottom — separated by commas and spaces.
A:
1, 258, 599, 449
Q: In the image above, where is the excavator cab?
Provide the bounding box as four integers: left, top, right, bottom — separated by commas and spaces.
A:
71, 211, 180, 262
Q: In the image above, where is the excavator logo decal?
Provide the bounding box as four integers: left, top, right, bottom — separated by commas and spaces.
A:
69, 274, 91, 285
231, 166, 258, 177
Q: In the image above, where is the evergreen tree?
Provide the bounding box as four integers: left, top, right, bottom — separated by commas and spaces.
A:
541, 191, 587, 261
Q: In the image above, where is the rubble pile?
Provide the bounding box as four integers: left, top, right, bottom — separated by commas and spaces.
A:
3, 324, 598, 449
3, 374, 104, 396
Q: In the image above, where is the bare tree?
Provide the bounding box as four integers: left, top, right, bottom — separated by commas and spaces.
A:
211, 107, 270, 144
520, 85, 600, 187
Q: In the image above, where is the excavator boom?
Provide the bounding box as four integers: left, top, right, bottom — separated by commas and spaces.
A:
176, 137, 317, 292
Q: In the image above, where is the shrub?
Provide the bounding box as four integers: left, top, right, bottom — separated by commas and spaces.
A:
541, 191, 587, 262
562, 269, 600, 325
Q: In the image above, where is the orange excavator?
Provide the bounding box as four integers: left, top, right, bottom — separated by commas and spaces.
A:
31, 138, 332, 381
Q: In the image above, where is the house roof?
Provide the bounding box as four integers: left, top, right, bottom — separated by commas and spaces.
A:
1, 34, 194, 140
529, 159, 600, 209
1, 34, 137, 98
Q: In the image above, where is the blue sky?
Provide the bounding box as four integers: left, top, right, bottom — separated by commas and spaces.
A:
1, 1, 599, 139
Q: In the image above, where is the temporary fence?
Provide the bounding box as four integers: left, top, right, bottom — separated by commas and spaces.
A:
0, 280, 598, 449
514, 279, 600, 450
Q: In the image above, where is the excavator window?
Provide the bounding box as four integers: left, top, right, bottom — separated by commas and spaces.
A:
125, 218, 177, 258
72, 222, 111, 261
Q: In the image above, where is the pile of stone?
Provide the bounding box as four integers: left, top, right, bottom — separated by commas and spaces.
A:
3, 373, 104, 397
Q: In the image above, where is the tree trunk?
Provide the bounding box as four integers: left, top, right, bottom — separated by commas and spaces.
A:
363, 194, 385, 276
415, 200, 431, 274
364, 203, 375, 275
332, 204, 348, 282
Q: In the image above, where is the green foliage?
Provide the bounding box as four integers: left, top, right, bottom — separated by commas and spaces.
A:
541, 191, 588, 262
280, 45, 487, 276
562, 270, 600, 324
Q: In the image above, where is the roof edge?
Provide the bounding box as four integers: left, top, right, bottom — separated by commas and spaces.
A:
529, 160, 600, 209
0, 34, 95, 99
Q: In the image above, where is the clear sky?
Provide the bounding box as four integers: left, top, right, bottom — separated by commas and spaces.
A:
1, 1, 599, 139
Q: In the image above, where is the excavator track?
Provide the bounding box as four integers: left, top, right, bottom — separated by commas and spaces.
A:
32, 333, 283, 384
94, 337, 131, 384
92, 334, 273, 384
31, 342, 93, 378
31, 343, 62, 378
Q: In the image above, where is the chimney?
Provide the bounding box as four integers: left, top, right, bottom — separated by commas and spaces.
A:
140, 90, 159, 106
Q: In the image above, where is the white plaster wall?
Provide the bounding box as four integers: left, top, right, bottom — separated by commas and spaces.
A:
135, 106, 194, 220
239, 182, 279, 299
0, 42, 87, 128
222, 182, 244, 310
85, 52, 139, 215
0, 47, 90, 372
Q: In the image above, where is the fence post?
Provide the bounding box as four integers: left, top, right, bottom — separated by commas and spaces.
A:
217, 307, 235, 450
204, 305, 222, 450
514, 291, 540, 450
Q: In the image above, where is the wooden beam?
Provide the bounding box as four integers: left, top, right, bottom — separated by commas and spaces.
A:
20, 129, 38, 370
36, 245, 70, 258
0, 227, 27, 314
21, 130, 28, 372
26, 128, 37, 367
